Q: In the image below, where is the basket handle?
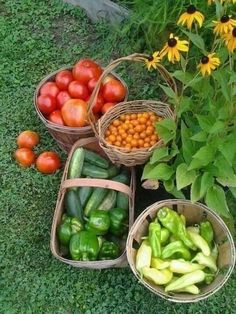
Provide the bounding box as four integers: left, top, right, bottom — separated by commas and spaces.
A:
87, 53, 177, 136
61, 178, 133, 197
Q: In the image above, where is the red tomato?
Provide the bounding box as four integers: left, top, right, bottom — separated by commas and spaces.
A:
14, 148, 36, 167
101, 102, 116, 114
36, 151, 61, 174
56, 91, 71, 109
40, 82, 59, 98
48, 110, 65, 125
102, 74, 116, 85
72, 59, 102, 84
37, 95, 57, 115
101, 79, 126, 103
87, 78, 98, 92
55, 70, 73, 90
61, 99, 88, 127
92, 93, 104, 114
17, 130, 40, 149
68, 81, 89, 100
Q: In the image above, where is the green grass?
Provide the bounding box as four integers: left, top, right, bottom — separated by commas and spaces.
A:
0, 1, 235, 313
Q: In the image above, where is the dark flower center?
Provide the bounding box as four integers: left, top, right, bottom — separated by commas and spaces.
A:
220, 15, 230, 23
233, 27, 236, 37
187, 5, 196, 14
148, 56, 154, 62
201, 56, 209, 64
168, 38, 177, 47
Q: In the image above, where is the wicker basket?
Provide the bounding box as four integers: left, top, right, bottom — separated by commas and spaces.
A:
126, 199, 236, 303
88, 53, 176, 166
50, 137, 136, 269
34, 67, 128, 152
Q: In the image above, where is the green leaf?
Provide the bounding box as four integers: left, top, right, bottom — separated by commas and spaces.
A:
228, 73, 236, 84
159, 84, 177, 100
182, 30, 205, 52
215, 0, 224, 20
218, 136, 236, 165
216, 175, 236, 187
205, 185, 230, 218
212, 70, 231, 102
181, 121, 196, 164
191, 172, 214, 203
150, 147, 169, 164
188, 145, 215, 170
191, 175, 202, 203
176, 163, 196, 190
191, 131, 208, 142
214, 154, 235, 178
200, 172, 214, 198
209, 121, 225, 134
142, 163, 174, 181
168, 186, 186, 199
196, 115, 215, 132
172, 71, 193, 85
156, 118, 176, 144
163, 179, 174, 192
178, 96, 192, 117
229, 187, 236, 198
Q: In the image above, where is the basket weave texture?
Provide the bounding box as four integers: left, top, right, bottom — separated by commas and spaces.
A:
126, 199, 236, 303
50, 137, 136, 269
88, 53, 176, 166
34, 67, 128, 152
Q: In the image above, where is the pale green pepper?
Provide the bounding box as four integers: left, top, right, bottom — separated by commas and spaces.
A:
169, 259, 205, 274
151, 257, 170, 270
187, 230, 211, 256
136, 240, 152, 273
165, 270, 205, 292
142, 267, 173, 285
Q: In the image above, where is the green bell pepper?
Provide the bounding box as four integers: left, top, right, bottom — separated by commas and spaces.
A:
85, 209, 110, 235
162, 240, 191, 261
109, 207, 128, 236
200, 220, 214, 249
69, 230, 100, 261
148, 219, 161, 258
157, 207, 194, 249
98, 241, 120, 260
57, 214, 83, 246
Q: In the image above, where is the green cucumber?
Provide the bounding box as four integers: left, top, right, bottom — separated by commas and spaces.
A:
64, 190, 84, 224
68, 147, 85, 179
116, 192, 129, 211
84, 149, 109, 169
84, 188, 109, 216
97, 190, 117, 211
111, 170, 130, 184
107, 165, 120, 178
82, 162, 109, 178
78, 186, 93, 207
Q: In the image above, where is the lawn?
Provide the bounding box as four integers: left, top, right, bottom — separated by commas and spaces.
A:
0, 1, 235, 313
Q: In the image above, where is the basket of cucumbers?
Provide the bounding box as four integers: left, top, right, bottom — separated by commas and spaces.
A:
50, 137, 135, 268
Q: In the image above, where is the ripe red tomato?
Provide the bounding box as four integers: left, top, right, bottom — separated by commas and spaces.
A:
72, 59, 102, 84
92, 93, 104, 114
14, 148, 36, 167
48, 110, 65, 125
101, 102, 116, 114
87, 78, 98, 92
17, 130, 40, 149
40, 82, 59, 98
101, 79, 126, 103
68, 81, 89, 100
37, 95, 57, 115
61, 99, 88, 127
36, 151, 61, 174
56, 91, 71, 109
55, 70, 73, 90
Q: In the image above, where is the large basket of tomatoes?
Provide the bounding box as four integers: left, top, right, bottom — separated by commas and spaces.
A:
87, 53, 176, 167
34, 58, 128, 152
50, 137, 136, 269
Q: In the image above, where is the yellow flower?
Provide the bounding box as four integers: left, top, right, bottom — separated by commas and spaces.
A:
160, 34, 189, 64
222, 27, 236, 52
197, 53, 220, 76
213, 15, 236, 35
209, 0, 236, 3
177, 5, 204, 29
145, 51, 161, 71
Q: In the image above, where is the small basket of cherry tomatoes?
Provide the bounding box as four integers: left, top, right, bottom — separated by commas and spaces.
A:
87, 53, 176, 167
34, 58, 128, 152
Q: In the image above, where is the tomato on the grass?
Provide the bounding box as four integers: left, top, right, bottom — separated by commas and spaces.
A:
36, 151, 61, 174
14, 148, 36, 167
37, 95, 57, 115
102, 79, 126, 103
17, 130, 40, 149
72, 59, 102, 84
40, 82, 59, 98
55, 70, 73, 90
68, 81, 89, 100
92, 93, 104, 114
48, 110, 65, 125
56, 91, 71, 109
101, 102, 116, 114
61, 99, 88, 127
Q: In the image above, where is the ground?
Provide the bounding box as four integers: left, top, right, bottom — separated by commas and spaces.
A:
0, 1, 235, 313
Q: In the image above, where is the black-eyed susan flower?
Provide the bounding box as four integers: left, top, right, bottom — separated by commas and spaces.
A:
197, 53, 220, 76
160, 33, 189, 64
208, 0, 225, 4
222, 27, 236, 52
145, 51, 161, 70
213, 15, 236, 35
177, 5, 204, 29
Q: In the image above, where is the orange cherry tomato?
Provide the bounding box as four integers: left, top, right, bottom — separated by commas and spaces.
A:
36, 151, 61, 174
17, 130, 40, 149
14, 148, 36, 167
